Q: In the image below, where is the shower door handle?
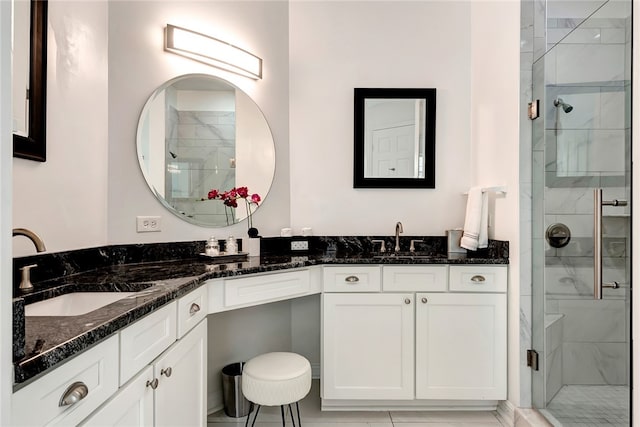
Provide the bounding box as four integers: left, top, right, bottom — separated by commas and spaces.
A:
593, 188, 626, 299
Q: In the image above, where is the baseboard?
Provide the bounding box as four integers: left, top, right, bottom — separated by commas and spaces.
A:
311, 362, 321, 379
514, 407, 554, 427
496, 400, 515, 426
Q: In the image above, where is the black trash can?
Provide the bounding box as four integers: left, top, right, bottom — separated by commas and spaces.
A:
221, 362, 252, 418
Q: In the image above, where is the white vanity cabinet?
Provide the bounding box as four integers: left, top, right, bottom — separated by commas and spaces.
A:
415, 292, 507, 400
79, 366, 154, 426
322, 292, 414, 399
154, 319, 207, 427
322, 264, 507, 405
84, 287, 207, 427
82, 320, 207, 427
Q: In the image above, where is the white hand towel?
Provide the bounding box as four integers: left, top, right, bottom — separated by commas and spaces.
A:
460, 187, 489, 251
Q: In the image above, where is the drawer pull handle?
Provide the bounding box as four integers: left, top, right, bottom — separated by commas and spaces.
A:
146, 378, 159, 389
345, 275, 360, 283
189, 303, 201, 316
59, 382, 89, 407
404, 298, 411, 304
421, 297, 428, 304
161, 367, 173, 378
470, 275, 486, 283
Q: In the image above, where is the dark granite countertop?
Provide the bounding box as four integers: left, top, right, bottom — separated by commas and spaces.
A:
13, 238, 508, 387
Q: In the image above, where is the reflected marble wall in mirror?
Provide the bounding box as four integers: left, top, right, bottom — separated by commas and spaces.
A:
137, 74, 275, 227
354, 88, 436, 188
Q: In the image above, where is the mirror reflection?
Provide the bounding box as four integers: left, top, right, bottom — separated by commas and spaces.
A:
137, 74, 275, 227
364, 98, 426, 179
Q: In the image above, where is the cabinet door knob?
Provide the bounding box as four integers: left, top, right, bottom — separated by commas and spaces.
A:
161, 367, 173, 378
345, 275, 359, 283
59, 381, 89, 407
404, 298, 411, 304
470, 275, 486, 283
146, 378, 159, 389
189, 303, 201, 316
421, 297, 428, 304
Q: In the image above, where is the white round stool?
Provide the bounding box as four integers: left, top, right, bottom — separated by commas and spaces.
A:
242, 352, 311, 427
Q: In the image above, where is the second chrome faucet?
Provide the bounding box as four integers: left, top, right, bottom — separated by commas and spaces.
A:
394, 221, 403, 253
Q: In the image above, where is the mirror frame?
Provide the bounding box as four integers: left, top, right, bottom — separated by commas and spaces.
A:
13, 0, 47, 162
354, 88, 436, 188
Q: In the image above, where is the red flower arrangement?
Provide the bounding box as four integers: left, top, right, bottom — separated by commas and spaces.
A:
206, 187, 261, 236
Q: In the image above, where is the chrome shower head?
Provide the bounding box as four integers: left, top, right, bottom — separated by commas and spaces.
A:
554, 98, 573, 113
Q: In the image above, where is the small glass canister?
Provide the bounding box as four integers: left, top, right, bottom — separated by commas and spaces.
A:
205, 236, 219, 256
226, 236, 237, 255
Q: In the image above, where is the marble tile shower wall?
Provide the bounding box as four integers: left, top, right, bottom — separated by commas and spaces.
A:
544, 193, 629, 387
169, 110, 236, 224
542, 14, 631, 388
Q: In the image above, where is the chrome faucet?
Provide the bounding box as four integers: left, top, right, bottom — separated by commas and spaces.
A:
13, 228, 46, 292
394, 222, 403, 253
13, 228, 46, 252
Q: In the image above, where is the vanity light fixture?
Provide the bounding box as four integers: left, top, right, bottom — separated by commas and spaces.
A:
164, 24, 262, 79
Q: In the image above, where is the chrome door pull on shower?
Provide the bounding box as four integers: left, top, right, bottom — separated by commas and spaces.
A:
594, 189, 626, 299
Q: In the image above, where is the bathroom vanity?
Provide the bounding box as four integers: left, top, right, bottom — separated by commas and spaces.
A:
322, 265, 507, 409
11, 237, 508, 426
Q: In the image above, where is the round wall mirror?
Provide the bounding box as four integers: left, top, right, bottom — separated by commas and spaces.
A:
137, 74, 275, 227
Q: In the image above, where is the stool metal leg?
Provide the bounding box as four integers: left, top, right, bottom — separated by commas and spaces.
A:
288, 404, 296, 426
244, 403, 254, 427
296, 401, 302, 426
280, 405, 286, 427
245, 404, 260, 427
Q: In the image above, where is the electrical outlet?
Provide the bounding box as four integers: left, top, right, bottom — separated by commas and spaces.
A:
291, 240, 309, 251
136, 216, 162, 232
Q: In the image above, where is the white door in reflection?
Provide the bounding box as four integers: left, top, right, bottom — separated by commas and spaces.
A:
370, 124, 416, 177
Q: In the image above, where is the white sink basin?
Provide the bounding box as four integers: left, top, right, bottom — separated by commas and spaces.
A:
25, 292, 136, 317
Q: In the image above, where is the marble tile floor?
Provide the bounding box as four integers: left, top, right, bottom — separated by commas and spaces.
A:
208, 381, 506, 427
544, 385, 629, 427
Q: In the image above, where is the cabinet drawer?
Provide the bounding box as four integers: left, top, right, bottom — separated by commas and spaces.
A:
224, 270, 310, 307
120, 302, 177, 386
12, 335, 119, 426
178, 285, 208, 338
383, 265, 447, 292
449, 266, 507, 292
323, 266, 381, 292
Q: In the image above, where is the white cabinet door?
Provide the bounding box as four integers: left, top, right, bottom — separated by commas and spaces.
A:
80, 366, 154, 426
154, 319, 207, 427
322, 293, 414, 400
415, 293, 506, 400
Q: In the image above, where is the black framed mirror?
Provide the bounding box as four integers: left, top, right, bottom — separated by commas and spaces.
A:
13, 0, 47, 162
354, 88, 436, 188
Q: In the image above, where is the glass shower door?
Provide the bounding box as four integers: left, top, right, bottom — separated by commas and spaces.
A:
530, 0, 632, 425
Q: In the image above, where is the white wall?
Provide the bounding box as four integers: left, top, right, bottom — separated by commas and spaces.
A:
1, 1, 14, 422
470, 0, 526, 406
107, 1, 290, 244
12, 0, 109, 256
470, 0, 521, 406
289, 1, 472, 236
